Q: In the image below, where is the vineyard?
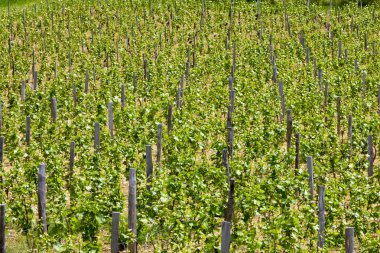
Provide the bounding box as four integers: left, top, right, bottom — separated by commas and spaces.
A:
0, 0, 378, 252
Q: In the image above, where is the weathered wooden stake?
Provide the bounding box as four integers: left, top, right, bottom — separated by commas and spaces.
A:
128, 168, 137, 253
38, 163, 47, 233
227, 127, 234, 158
272, 66, 277, 84
157, 123, 163, 164
318, 69, 323, 90
286, 109, 292, 152
227, 106, 233, 128
133, 72, 137, 93
228, 76, 233, 91
108, 102, 114, 139
345, 227, 354, 253
26, 116, 31, 146
221, 221, 231, 253
307, 156, 314, 200
111, 212, 120, 253
0, 137, 3, 167
33, 71, 38, 90
222, 149, 230, 182
318, 186, 325, 248
85, 69, 89, 94
146, 145, 153, 190
337, 97, 341, 137
176, 88, 181, 109
21, 80, 26, 101
225, 178, 235, 222
121, 84, 125, 108
229, 89, 236, 112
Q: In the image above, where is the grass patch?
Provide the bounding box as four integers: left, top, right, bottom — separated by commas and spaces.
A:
0, 0, 35, 8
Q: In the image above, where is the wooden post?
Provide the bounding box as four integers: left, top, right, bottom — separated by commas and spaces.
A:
157, 123, 163, 164
133, 72, 137, 93
232, 42, 236, 77
51, 97, 57, 122
368, 135, 373, 177
317, 186, 325, 249
286, 109, 292, 152
222, 149, 230, 182
228, 76, 233, 91
128, 168, 137, 253
108, 102, 114, 139
94, 122, 100, 150
227, 127, 234, 158
337, 97, 341, 137
21, 80, 26, 101
0, 100, 2, 133
354, 59, 358, 75
176, 88, 181, 109
272, 66, 277, 84
180, 75, 184, 92
121, 84, 125, 109
324, 82, 328, 108
345, 227, 354, 253
295, 133, 300, 174
348, 114, 353, 156
318, 69, 322, 90
85, 69, 89, 94
54, 61, 57, 79
307, 156, 314, 200
0, 204, 4, 253
220, 221, 231, 253
229, 89, 236, 112
26, 116, 31, 146
167, 105, 173, 133
224, 178, 235, 222
146, 145, 153, 190
38, 163, 47, 233
33, 71, 38, 90
227, 106, 233, 128
0, 137, 3, 166
111, 212, 120, 253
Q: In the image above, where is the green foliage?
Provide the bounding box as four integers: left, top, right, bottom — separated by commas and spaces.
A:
0, 0, 378, 252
